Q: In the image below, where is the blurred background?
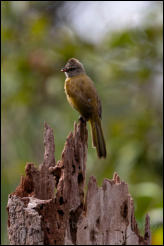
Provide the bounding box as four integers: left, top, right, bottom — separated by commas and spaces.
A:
1, 1, 163, 245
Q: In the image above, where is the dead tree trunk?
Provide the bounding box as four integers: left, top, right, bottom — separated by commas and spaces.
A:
7, 120, 151, 245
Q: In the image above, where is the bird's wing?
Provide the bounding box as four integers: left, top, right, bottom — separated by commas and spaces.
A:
77, 76, 98, 105
67, 75, 101, 118
81, 75, 102, 118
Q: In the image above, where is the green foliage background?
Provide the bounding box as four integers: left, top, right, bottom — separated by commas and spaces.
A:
1, 1, 163, 245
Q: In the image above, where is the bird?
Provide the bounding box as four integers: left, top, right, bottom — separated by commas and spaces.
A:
61, 58, 106, 158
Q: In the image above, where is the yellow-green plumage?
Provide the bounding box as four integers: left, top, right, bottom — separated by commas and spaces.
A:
64, 73, 106, 158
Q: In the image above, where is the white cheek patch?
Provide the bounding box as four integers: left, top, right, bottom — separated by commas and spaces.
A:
65, 72, 69, 78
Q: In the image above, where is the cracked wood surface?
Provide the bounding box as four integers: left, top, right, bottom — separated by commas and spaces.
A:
7, 120, 151, 245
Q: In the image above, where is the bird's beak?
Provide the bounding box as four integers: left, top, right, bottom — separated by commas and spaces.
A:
61, 67, 67, 72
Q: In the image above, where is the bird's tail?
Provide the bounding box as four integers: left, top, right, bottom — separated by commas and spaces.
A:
90, 117, 107, 158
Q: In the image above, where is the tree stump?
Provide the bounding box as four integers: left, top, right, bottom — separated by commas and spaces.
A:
7, 120, 151, 245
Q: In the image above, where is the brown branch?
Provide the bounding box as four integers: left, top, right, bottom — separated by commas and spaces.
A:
7, 119, 151, 245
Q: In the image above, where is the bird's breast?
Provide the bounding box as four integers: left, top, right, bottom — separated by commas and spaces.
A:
64, 77, 77, 97
64, 77, 79, 110
64, 74, 99, 118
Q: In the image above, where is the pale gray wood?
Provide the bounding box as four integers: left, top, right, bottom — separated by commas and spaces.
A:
7, 120, 151, 245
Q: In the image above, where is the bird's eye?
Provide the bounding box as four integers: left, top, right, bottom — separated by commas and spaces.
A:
67, 67, 76, 71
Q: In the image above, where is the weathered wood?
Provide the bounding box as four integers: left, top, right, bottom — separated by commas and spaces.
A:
7, 120, 151, 245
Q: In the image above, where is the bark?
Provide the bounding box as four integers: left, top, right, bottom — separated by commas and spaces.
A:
7, 120, 151, 245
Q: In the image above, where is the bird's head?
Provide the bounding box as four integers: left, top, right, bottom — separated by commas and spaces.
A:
61, 58, 85, 77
